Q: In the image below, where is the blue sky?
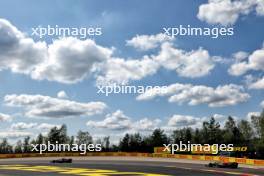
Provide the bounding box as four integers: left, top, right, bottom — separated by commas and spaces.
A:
0, 0, 264, 143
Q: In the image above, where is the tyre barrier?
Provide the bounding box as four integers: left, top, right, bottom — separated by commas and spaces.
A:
0, 152, 263, 166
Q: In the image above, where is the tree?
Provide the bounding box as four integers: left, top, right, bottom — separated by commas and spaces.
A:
59, 124, 69, 143
47, 124, 69, 144
14, 140, 23, 153
193, 128, 202, 143
0, 138, 12, 154
69, 136, 75, 145
251, 111, 264, 158
238, 120, 253, 143
150, 129, 168, 147
223, 116, 241, 144
36, 134, 44, 144
76, 130, 93, 145
251, 111, 264, 140
202, 117, 222, 144
172, 128, 192, 144
23, 136, 31, 153
119, 134, 130, 152
48, 127, 61, 144
103, 136, 110, 151
129, 133, 142, 152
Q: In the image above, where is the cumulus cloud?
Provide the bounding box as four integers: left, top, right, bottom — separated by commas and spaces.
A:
197, 0, 264, 26
86, 110, 160, 131
0, 18, 218, 85
229, 47, 264, 76
164, 113, 228, 131
232, 51, 249, 62
11, 122, 37, 130
0, 113, 12, 122
96, 56, 159, 85
4, 94, 107, 119
0, 131, 32, 139
133, 118, 161, 132
0, 19, 47, 74
245, 75, 264, 89
11, 122, 61, 131
57, 90, 68, 99
126, 33, 174, 51
32, 37, 113, 84
137, 83, 250, 107
96, 42, 216, 85
0, 18, 113, 84
261, 101, 264, 108
155, 43, 215, 78
87, 110, 131, 130
36, 123, 61, 130
168, 115, 198, 127
247, 111, 260, 121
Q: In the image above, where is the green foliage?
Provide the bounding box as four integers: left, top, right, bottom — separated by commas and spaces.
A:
76, 130, 93, 145
1, 110, 264, 159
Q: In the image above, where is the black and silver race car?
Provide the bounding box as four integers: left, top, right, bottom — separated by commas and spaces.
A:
206, 161, 238, 168
51, 158, 73, 163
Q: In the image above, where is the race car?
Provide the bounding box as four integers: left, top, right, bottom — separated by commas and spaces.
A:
206, 161, 238, 168
51, 158, 73, 163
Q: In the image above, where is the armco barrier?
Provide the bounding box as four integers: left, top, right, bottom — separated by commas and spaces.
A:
0, 152, 263, 166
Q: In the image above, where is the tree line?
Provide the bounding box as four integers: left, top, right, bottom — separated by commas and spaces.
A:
0, 110, 263, 159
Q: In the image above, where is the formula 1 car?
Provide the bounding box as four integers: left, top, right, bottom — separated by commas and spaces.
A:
206, 161, 238, 168
51, 158, 73, 163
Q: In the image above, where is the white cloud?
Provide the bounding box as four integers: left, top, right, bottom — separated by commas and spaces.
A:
246, 75, 264, 89
155, 43, 215, 78
126, 33, 174, 51
197, 0, 264, 26
261, 100, 264, 108
228, 48, 264, 76
256, 0, 264, 15
168, 115, 198, 127
10, 122, 60, 131
87, 110, 131, 130
0, 131, 32, 139
137, 83, 250, 107
0, 19, 47, 74
247, 111, 260, 121
96, 56, 159, 85
134, 118, 161, 131
36, 123, 61, 130
232, 51, 249, 62
0, 19, 218, 85
97, 42, 217, 85
97, 32, 221, 85
11, 122, 37, 130
87, 110, 160, 132
4, 94, 107, 119
0, 18, 114, 84
32, 37, 113, 84
229, 47, 264, 76
212, 113, 227, 122
165, 113, 228, 130
228, 62, 251, 76
0, 113, 12, 122
57, 90, 68, 99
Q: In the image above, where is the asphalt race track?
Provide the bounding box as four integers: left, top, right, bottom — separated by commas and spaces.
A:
0, 157, 263, 176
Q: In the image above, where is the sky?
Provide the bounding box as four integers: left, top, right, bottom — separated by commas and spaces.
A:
0, 0, 264, 143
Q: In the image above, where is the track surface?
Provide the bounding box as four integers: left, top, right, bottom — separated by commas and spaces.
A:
0, 157, 263, 176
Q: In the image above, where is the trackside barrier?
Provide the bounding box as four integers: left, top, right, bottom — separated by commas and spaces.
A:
0, 152, 263, 166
